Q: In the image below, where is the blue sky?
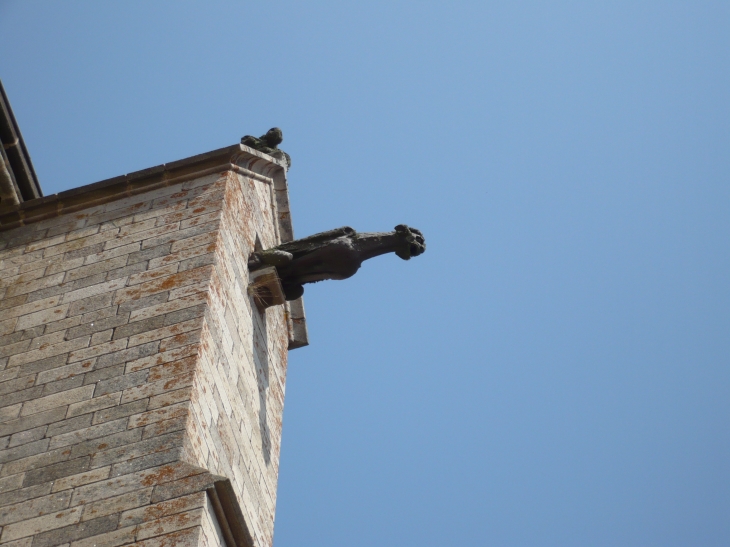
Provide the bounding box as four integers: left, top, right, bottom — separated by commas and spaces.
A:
1, 2, 728, 546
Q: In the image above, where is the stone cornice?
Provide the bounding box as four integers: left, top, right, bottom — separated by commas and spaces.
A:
0, 144, 287, 232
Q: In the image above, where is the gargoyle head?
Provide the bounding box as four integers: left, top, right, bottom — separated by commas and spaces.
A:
393, 224, 426, 260
262, 127, 283, 148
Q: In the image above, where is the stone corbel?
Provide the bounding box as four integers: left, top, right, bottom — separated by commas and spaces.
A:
247, 266, 286, 310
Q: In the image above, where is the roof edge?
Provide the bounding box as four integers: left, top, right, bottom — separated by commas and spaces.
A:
0, 143, 286, 231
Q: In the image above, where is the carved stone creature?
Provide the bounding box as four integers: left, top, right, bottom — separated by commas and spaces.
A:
241, 127, 292, 168
248, 225, 426, 301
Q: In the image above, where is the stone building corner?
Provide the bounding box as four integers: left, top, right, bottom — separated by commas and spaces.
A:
0, 143, 306, 547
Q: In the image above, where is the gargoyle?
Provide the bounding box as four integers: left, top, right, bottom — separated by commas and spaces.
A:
248, 225, 426, 301
241, 127, 292, 168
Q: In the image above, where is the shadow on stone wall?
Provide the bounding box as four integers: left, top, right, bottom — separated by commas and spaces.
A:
252, 304, 271, 464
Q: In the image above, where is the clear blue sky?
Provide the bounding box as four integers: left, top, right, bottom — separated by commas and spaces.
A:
1, 2, 728, 546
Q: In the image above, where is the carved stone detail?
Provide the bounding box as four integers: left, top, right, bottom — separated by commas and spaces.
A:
248, 224, 426, 300
241, 127, 292, 168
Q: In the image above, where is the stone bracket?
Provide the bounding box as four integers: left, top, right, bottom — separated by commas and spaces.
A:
247, 266, 286, 311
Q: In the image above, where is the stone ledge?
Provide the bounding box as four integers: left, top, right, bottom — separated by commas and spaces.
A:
0, 144, 286, 231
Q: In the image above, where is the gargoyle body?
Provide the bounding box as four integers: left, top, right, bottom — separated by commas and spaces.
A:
241, 127, 292, 168
248, 225, 426, 300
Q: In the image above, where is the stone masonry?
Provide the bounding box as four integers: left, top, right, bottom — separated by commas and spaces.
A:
0, 144, 307, 547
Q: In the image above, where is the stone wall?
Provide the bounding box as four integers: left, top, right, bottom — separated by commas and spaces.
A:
0, 146, 303, 547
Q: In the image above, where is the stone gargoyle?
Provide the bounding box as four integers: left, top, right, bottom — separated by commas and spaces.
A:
241, 127, 292, 169
248, 224, 426, 301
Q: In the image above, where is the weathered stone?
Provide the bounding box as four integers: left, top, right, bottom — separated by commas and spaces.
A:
7, 425, 47, 448
89, 431, 185, 470
68, 525, 136, 547
126, 243, 172, 266
65, 314, 129, 341
66, 392, 122, 419
128, 402, 189, 429
50, 466, 110, 493
110, 448, 181, 478
41, 375, 86, 396
134, 526, 201, 547
80, 487, 152, 522
0, 438, 50, 464
22, 457, 90, 487
19, 385, 95, 417
69, 428, 143, 459
93, 369, 149, 397
137, 506, 204, 540
0, 376, 36, 397
0, 447, 72, 478
29, 514, 118, 547
92, 398, 148, 425
67, 293, 114, 317
119, 490, 205, 527
150, 472, 216, 504
112, 315, 164, 341
0, 147, 305, 547
94, 341, 160, 371
0, 491, 72, 526
0, 473, 24, 496
17, 353, 68, 377
0, 483, 51, 508
48, 419, 128, 450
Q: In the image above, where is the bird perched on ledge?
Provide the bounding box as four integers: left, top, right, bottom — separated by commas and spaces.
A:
241, 127, 292, 168
248, 224, 426, 301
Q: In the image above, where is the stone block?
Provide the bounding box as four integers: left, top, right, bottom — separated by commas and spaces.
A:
19, 385, 95, 417
66, 314, 129, 341
60, 277, 128, 305
128, 402, 189, 429
41, 375, 86, 396
0, 473, 24, 495
80, 487, 152, 522
68, 525, 137, 547
0, 438, 50, 464
66, 392, 122, 419
126, 243, 172, 266
89, 431, 184, 470
129, 292, 208, 324
14, 304, 69, 331
0, 491, 72, 526
67, 293, 114, 317
29, 514, 118, 547
92, 398, 148, 425
150, 473, 216, 504
112, 315, 164, 341
7, 425, 47, 448
137, 506, 204, 540
0, 447, 72, 478
0, 376, 36, 397
22, 456, 90, 487
127, 318, 203, 349
134, 526, 201, 547
95, 341, 159, 370
9, 337, 90, 369
48, 418, 128, 450
119, 490, 205, 527
51, 466, 111, 493
114, 266, 213, 305
70, 428, 143, 459
121, 373, 193, 405
94, 369, 149, 397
